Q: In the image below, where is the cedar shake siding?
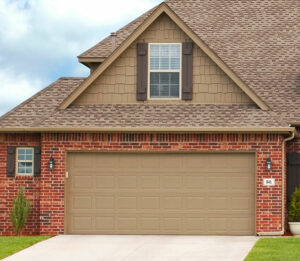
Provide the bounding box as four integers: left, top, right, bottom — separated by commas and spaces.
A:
74, 14, 253, 105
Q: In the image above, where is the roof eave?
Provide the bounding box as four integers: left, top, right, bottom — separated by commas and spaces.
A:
0, 127, 295, 134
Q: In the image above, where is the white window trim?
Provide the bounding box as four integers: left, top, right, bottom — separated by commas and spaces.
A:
147, 43, 182, 100
16, 147, 34, 176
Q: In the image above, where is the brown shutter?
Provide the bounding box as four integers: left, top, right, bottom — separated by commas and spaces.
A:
136, 43, 148, 101
7, 146, 16, 177
182, 42, 193, 100
34, 146, 41, 177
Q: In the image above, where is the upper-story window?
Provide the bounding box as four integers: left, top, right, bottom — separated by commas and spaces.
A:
16, 148, 34, 175
149, 43, 181, 99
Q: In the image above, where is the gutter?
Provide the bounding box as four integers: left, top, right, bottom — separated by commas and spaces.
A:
0, 126, 295, 133
257, 129, 296, 236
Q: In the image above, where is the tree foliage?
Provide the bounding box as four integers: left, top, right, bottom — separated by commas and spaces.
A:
9, 187, 32, 235
289, 187, 300, 222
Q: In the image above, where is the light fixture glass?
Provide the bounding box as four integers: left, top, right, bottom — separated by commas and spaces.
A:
48, 156, 55, 171
266, 158, 272, 171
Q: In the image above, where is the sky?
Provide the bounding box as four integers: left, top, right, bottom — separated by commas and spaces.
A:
0, 0, 162, 116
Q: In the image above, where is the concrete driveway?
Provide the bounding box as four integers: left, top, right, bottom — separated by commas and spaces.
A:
4, 235, 257, 261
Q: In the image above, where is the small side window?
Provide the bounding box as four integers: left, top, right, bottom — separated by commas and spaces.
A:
16, 148, 34, 175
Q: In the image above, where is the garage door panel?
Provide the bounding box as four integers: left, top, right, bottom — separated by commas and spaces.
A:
96, 176, 115, 188
162, 176, 182, 188
117, 217, 137, 230
72, 196, 93, 209
118, 176, 137, 188
140, 176, 160, 188
140, 196, 160, 209
66, 153, 255, 235
118, 197, 137, 209
95, 216, 115, 230
140, 217, 160, 230
95, 196, 115, 209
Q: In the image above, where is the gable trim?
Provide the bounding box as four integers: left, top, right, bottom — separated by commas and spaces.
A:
59, 3, 268, 110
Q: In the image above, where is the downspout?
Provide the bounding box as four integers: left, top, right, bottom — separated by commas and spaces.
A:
257, 129, 295, 236
280, 130, 295, 235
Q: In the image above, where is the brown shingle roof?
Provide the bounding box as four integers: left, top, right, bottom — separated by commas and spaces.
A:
0, 78, 288, 129
78, 0, 300, 123
0, 0, 299, 131
0, 78, 84, 128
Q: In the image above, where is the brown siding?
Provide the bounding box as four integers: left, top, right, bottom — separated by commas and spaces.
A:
74, 14, 253, 105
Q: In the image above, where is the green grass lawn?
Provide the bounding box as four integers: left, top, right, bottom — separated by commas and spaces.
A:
245, 237, 300, 261
0, 236, 50, 260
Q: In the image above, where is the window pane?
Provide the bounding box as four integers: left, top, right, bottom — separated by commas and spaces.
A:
18, 149, 25, 155
149, 44, 180, 70
26, 148, 33, 154
150, 84, 159, 97
150, 58, 159, 70
170, 58, 180, 69
170, 73, 179, 84
25, 162, 32, 168
18, 167, 25, 174
25, 167, 33, 174
160, 73, 169, 84
160, 45, 169, 58
150, 73, 159, 84
149, 72, 179, 98
170, 85, 179, 97
160, 85, 170, 97
160, 58, 169, 70
18, 162, 25, 168
18, 154, 25, 160
150, 45, 159, 57
25, 154, 32, 160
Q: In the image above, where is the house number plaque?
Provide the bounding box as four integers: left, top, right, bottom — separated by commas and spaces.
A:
263, 178, 275, 186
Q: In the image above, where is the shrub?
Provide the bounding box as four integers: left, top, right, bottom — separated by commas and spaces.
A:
289, 187, 300, 222
9, 187, 32, 235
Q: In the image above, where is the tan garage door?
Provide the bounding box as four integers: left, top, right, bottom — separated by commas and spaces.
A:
66, 153, 255, 235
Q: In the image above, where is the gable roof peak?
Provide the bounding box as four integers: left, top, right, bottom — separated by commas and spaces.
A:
64, 2, 268, 110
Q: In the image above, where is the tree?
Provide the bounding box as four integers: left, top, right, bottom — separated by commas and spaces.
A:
289, 187, 300, 222
9, 187, 32, 235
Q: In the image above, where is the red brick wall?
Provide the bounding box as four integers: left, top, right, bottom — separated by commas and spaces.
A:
0, 134, 41, 235
1, 132, 286, 235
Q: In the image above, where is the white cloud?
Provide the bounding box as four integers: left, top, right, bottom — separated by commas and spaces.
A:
0, 69, 43, 116
0, 0, 162, 116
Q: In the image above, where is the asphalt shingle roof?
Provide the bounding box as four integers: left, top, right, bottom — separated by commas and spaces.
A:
79, 0, 300, 124
0, 0, 299, 130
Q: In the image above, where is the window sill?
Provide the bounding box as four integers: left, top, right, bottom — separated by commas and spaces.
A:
14, 175, 35, 180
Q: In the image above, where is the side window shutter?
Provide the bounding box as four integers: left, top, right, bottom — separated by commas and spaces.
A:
34, 146, 41, 177
7, 146, 16, 177
182, 42, 193, 100
136, 43, 148, 101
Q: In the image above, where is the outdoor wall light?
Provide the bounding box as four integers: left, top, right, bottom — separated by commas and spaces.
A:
48, 156, 55, 171
266, 158, 272, 171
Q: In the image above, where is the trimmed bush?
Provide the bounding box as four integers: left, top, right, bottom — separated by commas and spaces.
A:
9, 187, 32, 235
289, 187, 300, 222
